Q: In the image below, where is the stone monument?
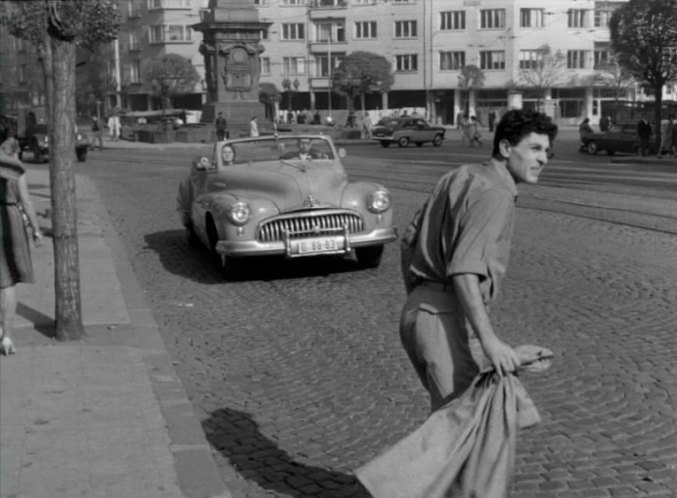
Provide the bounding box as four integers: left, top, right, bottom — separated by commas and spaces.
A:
193, 0, 271, 135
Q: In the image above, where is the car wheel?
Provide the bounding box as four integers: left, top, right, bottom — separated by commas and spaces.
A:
432, 134, 443, 147
606, 149, 615, 156
586, 141, 599, 155
415, 142, 423, 147
397, 136, 409, 148
76, 149, 88, 162
380, 141, 390, 148
206, 216, 241, 280
32, 142, 43, 163
355, 245, 384, 269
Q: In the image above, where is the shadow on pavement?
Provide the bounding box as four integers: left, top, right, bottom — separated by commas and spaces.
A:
144, 230, 371, 284
203, 407, 369, 498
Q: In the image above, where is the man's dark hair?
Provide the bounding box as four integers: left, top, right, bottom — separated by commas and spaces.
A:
492, 109, 558, 158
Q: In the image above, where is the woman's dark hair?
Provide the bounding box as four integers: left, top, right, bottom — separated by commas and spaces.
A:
492, 109, 558, 158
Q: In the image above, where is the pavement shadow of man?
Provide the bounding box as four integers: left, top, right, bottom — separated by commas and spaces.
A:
202, 407, 369, 497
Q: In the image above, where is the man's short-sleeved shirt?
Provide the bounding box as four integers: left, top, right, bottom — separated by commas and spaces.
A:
410, 162, 518, 304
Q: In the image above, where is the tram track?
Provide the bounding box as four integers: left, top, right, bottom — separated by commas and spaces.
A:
90, 151, 677, 236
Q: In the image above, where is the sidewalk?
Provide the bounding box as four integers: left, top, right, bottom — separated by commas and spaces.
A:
1, 168, 232, 498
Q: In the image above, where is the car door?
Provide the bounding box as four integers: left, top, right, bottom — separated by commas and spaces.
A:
412, 119, 431, 142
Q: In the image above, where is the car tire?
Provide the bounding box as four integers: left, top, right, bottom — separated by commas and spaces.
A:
432, 134, 443, 147
397, 137, 409, 148
355, 245, 384, 269
586, 141, 599, 155
206, 215, 241, 280
32, 142, 44, 163
76, 149, 88, 162
380, 141, 390, 148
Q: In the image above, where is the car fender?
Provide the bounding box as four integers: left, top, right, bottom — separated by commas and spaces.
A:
341, 182, 393, 229
198, 192, 279, 243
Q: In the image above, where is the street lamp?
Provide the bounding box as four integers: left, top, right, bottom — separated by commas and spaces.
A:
327, 33, 332, 119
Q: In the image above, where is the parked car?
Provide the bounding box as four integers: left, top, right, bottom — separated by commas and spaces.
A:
1, 111, 89, 162
177, 135, 397, 278
580, 123, 658, 156
372, 115, 446, 148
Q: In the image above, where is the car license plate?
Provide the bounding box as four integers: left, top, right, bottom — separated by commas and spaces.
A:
294, 236, 345, 256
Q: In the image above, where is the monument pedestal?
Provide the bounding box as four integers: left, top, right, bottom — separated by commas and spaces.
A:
194, 0, 272, 137
202, 101, 267, 137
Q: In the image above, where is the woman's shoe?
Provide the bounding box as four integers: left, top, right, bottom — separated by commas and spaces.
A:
1, 335, 16, 355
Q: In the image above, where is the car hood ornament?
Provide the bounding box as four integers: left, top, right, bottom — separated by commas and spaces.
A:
303, 195, 319, 208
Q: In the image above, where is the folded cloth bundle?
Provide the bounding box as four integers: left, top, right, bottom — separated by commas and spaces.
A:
356, 345, 553, 498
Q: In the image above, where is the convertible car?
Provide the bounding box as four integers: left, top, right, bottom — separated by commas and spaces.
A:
372, 115, 446, 148
177, 135, 397, 278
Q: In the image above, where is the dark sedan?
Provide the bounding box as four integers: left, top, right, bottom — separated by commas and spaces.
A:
580, 124, 658, 156
372, 115, 446, 148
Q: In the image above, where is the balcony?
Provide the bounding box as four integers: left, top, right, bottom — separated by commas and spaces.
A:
309, 0, 347, 19
308, 38, 346, 53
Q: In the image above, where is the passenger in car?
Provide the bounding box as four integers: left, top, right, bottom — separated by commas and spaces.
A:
221, 144, 235, 166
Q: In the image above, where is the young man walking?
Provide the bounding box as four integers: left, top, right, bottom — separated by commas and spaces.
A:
401, 109, 558, 412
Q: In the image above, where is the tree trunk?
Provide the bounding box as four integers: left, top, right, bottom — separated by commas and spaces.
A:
50, 37, 85, 341
654, 81, 663, 151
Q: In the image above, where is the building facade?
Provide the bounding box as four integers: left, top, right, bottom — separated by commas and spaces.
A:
3, 0, 675, 124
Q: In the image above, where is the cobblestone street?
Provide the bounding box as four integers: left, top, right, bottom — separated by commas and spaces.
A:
86, 146, 677, 497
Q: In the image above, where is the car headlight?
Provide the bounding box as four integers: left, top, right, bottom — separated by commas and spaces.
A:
368, 189, 391, 213
228, 201, 250, 225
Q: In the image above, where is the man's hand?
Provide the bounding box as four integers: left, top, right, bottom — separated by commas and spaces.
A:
453, 273, 519, 377
480, 336, 520, 377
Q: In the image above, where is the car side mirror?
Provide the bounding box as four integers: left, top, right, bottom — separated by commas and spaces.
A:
338, 148, 347, 158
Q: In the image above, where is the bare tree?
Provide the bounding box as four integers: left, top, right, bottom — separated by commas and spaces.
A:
591, 56, 636, 122
518, 45, 568, 109
2, 0, 119, 341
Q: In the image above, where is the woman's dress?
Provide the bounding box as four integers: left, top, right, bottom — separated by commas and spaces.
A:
1, 176, 35, 288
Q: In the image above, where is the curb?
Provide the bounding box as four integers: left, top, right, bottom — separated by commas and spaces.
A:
84, 176, 232, 498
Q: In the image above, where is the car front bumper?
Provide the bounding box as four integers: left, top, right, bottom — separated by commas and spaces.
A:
215, 227, 397, 258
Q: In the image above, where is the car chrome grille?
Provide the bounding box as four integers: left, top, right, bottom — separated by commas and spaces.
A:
258, 211, 364, 242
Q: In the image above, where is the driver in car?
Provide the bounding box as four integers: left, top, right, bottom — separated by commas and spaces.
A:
282, 138, 327, 160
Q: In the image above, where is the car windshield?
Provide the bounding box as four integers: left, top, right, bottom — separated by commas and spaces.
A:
221, 137, 335, 164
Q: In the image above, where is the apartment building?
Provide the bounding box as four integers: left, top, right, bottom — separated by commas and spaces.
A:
3, 0, 674, 125
257, 0, 645, 125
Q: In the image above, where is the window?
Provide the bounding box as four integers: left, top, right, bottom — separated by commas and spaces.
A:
567, 50, 587, 68
519, 50, 542, 69
355, 21, 377, 39
282, 23, 305, 40
480, 9, 505, 29
353, 0, 372, 4
129, 60, 141, 83
594, 43, 610, 68
394, 20, 417, 38
149, 25, 192, 43
317, 22, 345, 42
260, 57, 271, 75
568, 9, 586, 28
128, 33, 140, 51
480, 51, 505, 70
127, 0, 140, 17
440, 11, 465, 30
440, 51, 465, 70
520, 8, 544, 28
147, 0, 191, 9
283, 57, 306, 75
317, 55, 342, 77
282, 0, 304, 4
396, 54, 418, 72
260, 29, 268, 40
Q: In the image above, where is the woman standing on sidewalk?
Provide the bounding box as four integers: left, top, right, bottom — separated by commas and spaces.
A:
0, 137, 43, 355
